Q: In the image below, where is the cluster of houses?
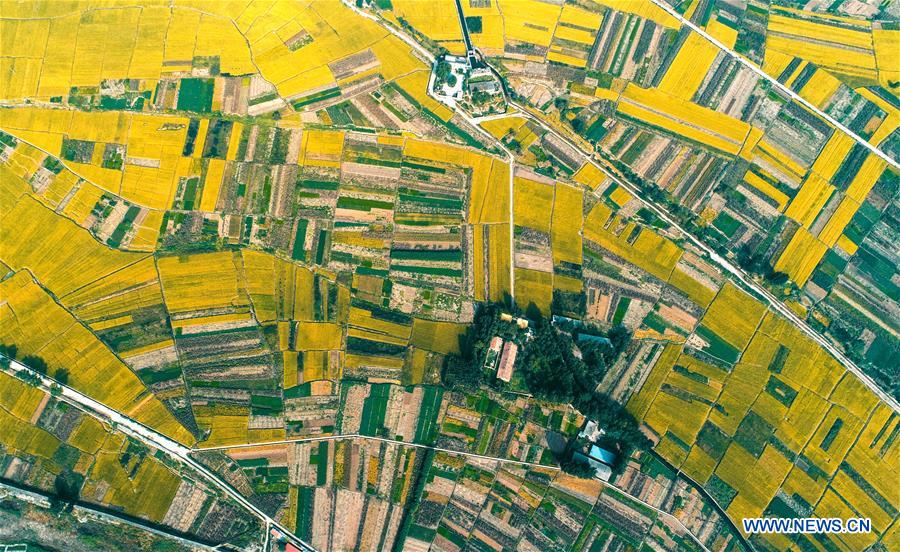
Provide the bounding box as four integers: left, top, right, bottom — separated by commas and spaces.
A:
574, 420, 619, 481
431, 53, 505, 115
483, 313, 532, 383
485, 336, 517, 383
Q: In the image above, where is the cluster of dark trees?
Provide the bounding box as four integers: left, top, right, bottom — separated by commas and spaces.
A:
0, 343, 68, 385
734, 244, 791, 286
50, 470, 84, 513
442, 302, 650, 476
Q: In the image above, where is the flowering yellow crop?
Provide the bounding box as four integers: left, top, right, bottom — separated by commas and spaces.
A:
551, 183, 583, 266
658, 33, 720, 100
784, 173, 835, 229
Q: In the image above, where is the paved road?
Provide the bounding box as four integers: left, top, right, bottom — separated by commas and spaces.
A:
647, 0, 898, 169
1, 355, 314, 552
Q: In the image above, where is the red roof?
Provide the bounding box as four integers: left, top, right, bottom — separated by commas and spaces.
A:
489, 336, 503, 352
496, 341, 518, 382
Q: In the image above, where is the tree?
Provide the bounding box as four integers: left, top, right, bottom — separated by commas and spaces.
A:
0, 343, 17, 359
604, 325, 632, 359
578, 340, 608, 382
570, 117, 584, 133
574, 393, 651, 472
435, 61, 451, 81
559, 454, 597, 478
442, 355, 481, 391
50, 470, 84, 513
765, 271, 790, 285
551, 289, 586, 317
21, 354, 48, 375
55, 368, 69, 385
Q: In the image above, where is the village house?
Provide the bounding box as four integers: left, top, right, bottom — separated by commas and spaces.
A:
496, 341, 518, 383
483, 336, 503, 371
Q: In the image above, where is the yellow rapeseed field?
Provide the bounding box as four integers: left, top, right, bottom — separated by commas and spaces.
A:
390, 0, 463, 43
817, 196, 860, 248
0, 272, 192, 444
513, 176, 553, 232
658, 33, 720, 100
410, 319, 465, 355
157, 251, 248, 314
514, 268, 553, 315
743, 170, 789, 211
497, 0, 562, 49
583, 203, 683, 282
702, 282, 767, 352
811, 131, 856, 181
619, 84, 750, 155
774, 227, 828, 288
572, 163, 607, 190
872, 26, 900, 90
296, 322, 344, 350
784, 173, 835, 229
550, 183, 583, 266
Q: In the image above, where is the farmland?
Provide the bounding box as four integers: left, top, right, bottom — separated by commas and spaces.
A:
1, 0, 898, 550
